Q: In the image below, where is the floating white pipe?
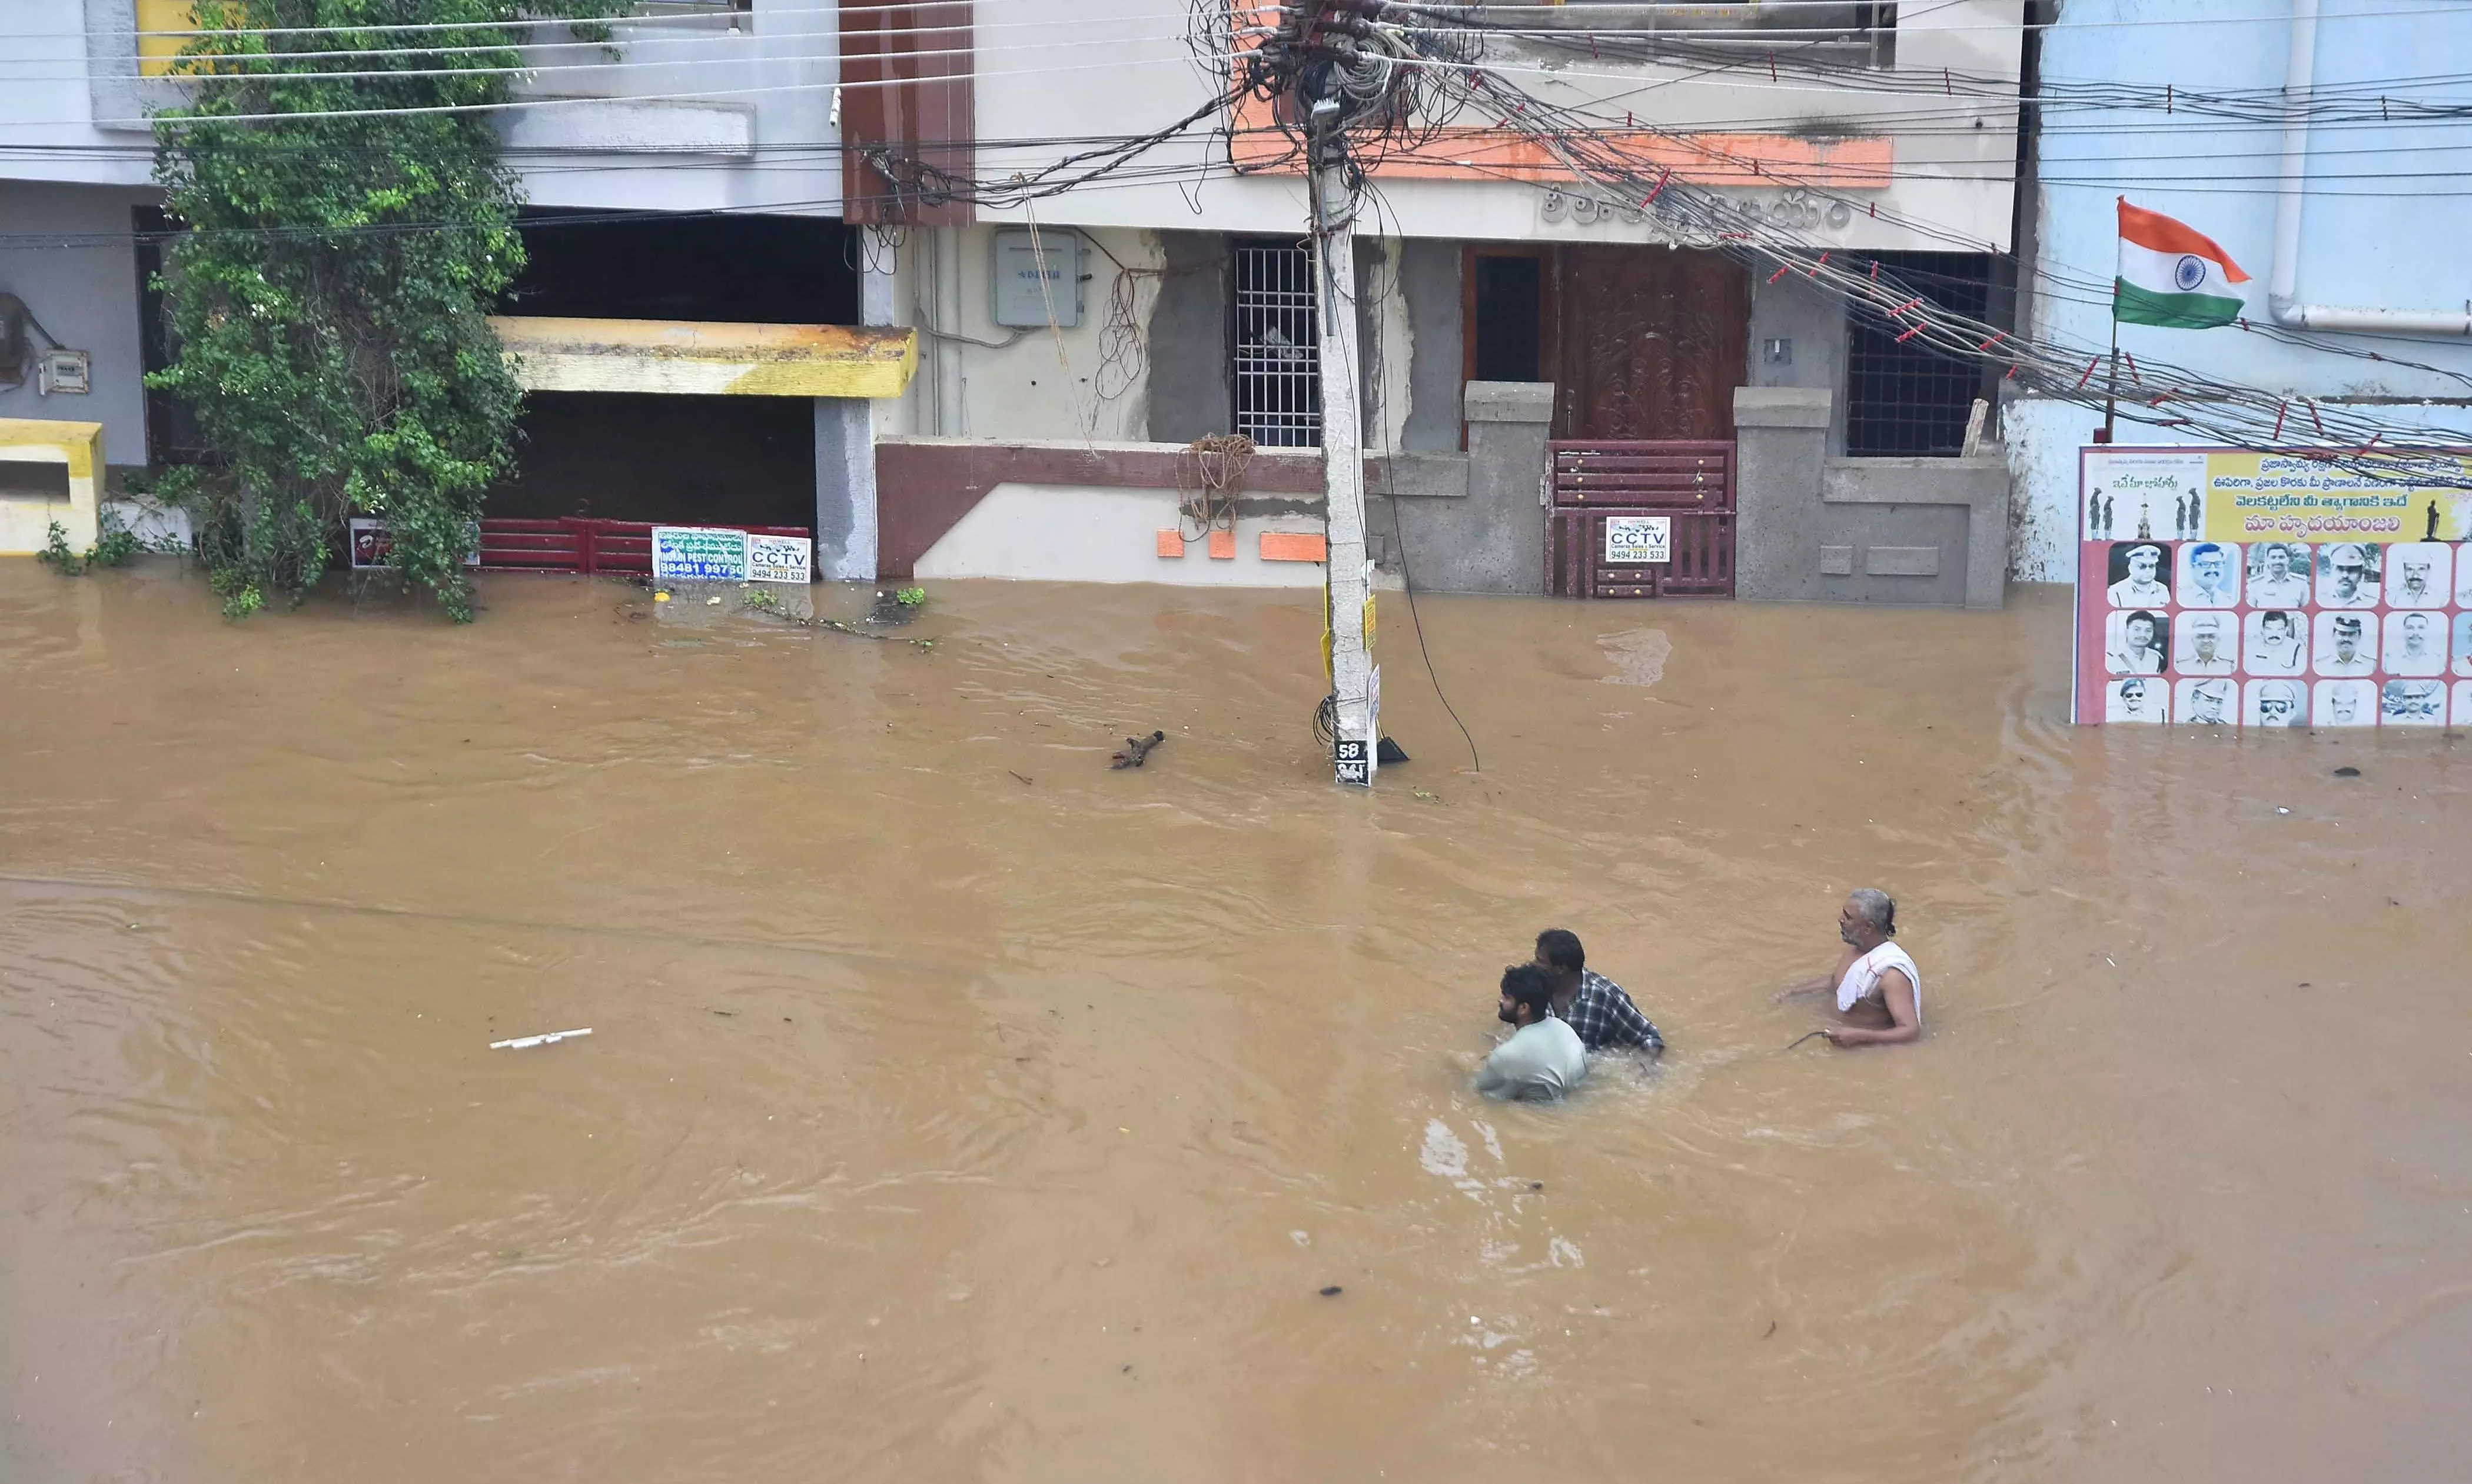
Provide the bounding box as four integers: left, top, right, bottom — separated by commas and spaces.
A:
2270, 0, 2472, 335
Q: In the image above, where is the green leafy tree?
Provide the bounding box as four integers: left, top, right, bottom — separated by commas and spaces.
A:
149, 1, 612, 619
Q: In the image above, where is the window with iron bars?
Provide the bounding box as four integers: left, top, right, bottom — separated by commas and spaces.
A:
1538, 3, 1898, 68
1232, 238, 1320, 447
1845, 252, 1993, 458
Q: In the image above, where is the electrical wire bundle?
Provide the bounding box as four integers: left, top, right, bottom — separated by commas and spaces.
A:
1221, 0, 1484, 171
1281, 1, 2472, 490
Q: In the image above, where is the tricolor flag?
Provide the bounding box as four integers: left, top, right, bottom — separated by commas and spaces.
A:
2115, 199, 2250, 328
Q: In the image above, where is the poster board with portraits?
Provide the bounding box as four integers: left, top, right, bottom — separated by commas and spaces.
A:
2073, 447, 2472, 727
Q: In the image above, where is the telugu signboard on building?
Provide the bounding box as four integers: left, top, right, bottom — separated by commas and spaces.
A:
2072, 447, 2472, 727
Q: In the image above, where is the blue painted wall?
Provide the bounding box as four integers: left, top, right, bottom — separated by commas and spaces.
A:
2009, 0, 2472, 577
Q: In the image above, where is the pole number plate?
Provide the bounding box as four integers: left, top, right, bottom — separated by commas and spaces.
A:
1334, 738, 1370, 787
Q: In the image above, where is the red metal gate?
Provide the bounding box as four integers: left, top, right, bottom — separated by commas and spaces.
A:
476, 518, 813, 576
1544, 440, 1735, 598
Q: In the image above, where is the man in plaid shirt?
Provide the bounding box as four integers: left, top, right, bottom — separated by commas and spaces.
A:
1534, 929, 1663, 1055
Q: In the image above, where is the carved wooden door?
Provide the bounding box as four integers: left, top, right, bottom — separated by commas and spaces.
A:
1553, 247, 1749, 441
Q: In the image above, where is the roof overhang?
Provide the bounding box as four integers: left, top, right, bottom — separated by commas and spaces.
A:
489, 317, 919, 398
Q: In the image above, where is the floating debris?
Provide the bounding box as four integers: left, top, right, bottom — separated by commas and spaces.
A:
490, 1027, 592, 1050
1111, 731, 1166, 769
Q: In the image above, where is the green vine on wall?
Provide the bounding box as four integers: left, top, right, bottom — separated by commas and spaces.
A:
148, 1, 616, 620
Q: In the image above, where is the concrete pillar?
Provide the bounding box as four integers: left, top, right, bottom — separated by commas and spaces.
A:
859, 226, 896, 327
1732, 386, 1832, 601
810, 227, 900, 582
1443, 381, 1552, 593
1461, 380, 1554, 594
814, 397, 876, 581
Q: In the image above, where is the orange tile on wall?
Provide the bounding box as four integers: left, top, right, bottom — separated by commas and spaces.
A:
1207, 529, 1237, 560
1156, 529, 1185, 558
1259, 531, 1328, 563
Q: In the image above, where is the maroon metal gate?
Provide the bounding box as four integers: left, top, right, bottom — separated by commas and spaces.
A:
476, 518, 812, 575
1544, 440, 1735, 598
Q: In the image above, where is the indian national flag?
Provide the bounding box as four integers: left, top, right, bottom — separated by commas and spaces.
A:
2115, 199, 2250, 328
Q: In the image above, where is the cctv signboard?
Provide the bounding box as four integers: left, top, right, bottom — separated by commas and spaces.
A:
746, 533, 812, 585
2072, 447, 2472, 727
1603, 514, 1672, 565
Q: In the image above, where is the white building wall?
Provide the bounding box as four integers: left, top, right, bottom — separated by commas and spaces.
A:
503, 3, 842, 216
0, 2, 158, 189
0, 179, 152, 467
0, 1, 859, 473
0, 1, 844, 212
883, 222, 1164, 442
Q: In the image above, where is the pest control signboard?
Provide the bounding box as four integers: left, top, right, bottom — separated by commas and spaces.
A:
1604, 515, 1672, 565
652, 526, 750, 583
2072, 447, 2472, 727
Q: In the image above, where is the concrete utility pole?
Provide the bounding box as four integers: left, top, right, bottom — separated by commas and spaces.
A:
1308, 98, 1377, 787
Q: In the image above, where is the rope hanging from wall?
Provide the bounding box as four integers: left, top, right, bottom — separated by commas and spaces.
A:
1176, 432, 1255, 541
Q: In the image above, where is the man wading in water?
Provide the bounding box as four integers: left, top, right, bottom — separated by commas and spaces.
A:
1477, 964, 1589, 1102
1534, 929, 1663, 1056
1777, 889, 1921, 1047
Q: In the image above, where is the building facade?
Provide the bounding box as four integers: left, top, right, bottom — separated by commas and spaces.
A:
2, 0, 901, 571
7, 2, 2043, 601
855, 1, 2028, 601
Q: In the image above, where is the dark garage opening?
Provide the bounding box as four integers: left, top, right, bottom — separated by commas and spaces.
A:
489, 211, 859, 531
496, 393, 816, 529
503, 210, 859, 324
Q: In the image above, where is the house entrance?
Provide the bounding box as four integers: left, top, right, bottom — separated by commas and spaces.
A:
1540, 246, 1749, 597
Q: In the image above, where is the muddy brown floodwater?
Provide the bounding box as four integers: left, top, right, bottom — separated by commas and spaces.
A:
4, 561, 2468, 1483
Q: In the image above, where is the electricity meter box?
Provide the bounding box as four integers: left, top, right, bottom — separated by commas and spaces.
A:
990, 228, 1084, 328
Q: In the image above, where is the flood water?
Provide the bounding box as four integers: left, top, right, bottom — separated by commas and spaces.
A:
4, 561, 2467, 1483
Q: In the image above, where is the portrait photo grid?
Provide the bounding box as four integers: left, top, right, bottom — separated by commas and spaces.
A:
2076, 535, 2472, 727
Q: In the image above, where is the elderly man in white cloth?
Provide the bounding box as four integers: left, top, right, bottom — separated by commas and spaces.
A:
1777, 889, 1922, 1047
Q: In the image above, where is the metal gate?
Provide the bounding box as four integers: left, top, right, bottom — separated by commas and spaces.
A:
1544, 440, 1735, 598
476, 518, 812, 575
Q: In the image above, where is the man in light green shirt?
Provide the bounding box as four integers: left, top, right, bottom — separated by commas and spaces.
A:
1477, 964, 1589, 1102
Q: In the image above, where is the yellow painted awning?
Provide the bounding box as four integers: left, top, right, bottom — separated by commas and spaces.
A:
0, 418, 104, 556
488, 317, 919, 399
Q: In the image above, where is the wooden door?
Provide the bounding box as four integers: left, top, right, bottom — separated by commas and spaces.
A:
1553, 247, 1749, 441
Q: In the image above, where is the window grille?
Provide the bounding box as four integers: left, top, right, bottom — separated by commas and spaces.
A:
1232, 238, 1320, 447
1550, 2, 1896, 68
1845, 252, 1993, 458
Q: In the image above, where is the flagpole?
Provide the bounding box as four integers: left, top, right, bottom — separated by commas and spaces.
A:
2101, 302, 2121, 444
2104, 194, 2122, 445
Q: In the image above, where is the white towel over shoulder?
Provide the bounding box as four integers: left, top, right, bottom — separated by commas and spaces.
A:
1837, 941, 1922, 1020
